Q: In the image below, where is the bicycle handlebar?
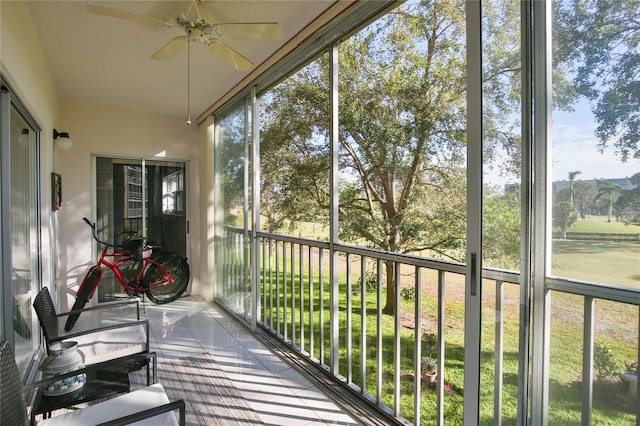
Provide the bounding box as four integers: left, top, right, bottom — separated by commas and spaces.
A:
82, 217, 139, 249
83, 217, 111, 247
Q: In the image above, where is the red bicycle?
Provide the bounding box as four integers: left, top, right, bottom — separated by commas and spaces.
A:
65, 217, 190, 331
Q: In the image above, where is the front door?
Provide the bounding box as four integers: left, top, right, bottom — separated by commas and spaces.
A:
94, 156, 188, 302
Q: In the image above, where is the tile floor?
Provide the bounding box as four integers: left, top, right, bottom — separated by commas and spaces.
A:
138, 295, 360, 426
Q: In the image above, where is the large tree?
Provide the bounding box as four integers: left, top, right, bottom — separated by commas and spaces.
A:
614, 172, 640, 224
555, 0, 640, 162
260, 0, 521, 314
553, 200, 580, 239
483, 186, 521, 269
573, 180, 598, 219
595, 179, 622, 222
568, 170, 581, 206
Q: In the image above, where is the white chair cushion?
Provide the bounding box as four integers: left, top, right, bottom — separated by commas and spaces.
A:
68, 324, 147, 365
39, 383, 178, 426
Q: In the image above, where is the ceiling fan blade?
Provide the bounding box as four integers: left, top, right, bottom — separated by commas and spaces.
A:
207, 40, 253, 71
87, 4, 174, 27
151, 37, 188, 60
214, 23, 283, 40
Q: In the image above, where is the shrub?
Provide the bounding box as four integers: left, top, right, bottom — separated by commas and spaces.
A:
594, 341, 618, 381
423, 333, 438, 358
400, 286, 416, 301
421, 356, 437, 374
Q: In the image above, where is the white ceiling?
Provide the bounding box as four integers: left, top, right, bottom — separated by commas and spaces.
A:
26, 1, 335, 120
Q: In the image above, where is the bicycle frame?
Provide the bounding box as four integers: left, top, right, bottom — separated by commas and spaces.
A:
79, 245, 174, 301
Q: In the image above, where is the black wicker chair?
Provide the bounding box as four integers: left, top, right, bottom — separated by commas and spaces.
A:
33, 287, 151, 374
1, 340, 184, 425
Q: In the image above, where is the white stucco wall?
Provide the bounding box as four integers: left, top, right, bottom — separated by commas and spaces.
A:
1, 1, 209, 312
1, 0, 59, 304
55, 103, 202, 310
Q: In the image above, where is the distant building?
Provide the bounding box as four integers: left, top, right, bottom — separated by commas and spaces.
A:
552, 177, 636, 195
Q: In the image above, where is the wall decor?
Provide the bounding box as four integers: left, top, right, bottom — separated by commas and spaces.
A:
52, 173, 62, 210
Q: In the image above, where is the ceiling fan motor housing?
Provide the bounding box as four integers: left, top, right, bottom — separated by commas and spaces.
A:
176, 15, 213, 35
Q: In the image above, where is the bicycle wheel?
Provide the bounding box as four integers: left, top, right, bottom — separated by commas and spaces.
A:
64, 268, 99, 331
143, 255, 190, 304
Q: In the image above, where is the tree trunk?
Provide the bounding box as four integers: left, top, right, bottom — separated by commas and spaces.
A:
382, 260, 396, 315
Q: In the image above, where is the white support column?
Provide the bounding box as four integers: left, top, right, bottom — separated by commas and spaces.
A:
530, 0, 552, 424
0, 88, 12, 345
518, 1, 533, 424
329, 43, 340, 375
463, 1, 483, 424
251, 88, 261, 329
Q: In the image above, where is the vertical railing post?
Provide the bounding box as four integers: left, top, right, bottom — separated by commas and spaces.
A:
376, 258, 383, 404
393, 262, 401, 416
582, 296, 595, 426
346, 253, 353, 384
276, 240, 281, 336
291, 242, 296, 346
437, 270, 445, 426
299, 244, 304, 352
309, 246, 314, 358
636, 307, 640, 426
360, 256, 367, 396
414, 266, 423, 425
283, 241, 288, 341
495, 280, 505, 425
261, 237, 266, 324
222, 231, 227, 301
269, 239, 273, 330
319, 248, 325, 364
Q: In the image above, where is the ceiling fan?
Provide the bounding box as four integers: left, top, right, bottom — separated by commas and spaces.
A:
87, 1, 283, 71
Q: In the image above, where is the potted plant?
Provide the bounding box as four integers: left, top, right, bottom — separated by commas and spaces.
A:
421, 356, 438, 385
620, 361, 638, 398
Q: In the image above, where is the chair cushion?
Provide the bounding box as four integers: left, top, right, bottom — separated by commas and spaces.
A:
69, 324, 147, 365
39, 383, 178, 426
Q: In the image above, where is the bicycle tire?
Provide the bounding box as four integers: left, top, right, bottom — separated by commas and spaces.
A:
143, 255, 190, 304
64, 269, 99, 331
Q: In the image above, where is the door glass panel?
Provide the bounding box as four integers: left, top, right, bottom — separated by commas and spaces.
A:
259, 56, 330, 239
481, 0, 523, 422
549, 0, 639, 423
145, 159, 187, 257
9, 106, 40, 376
551, 0, 639, 286
95, 157, 187, 302
335, 0, 468, 421
217, 100, 252, 318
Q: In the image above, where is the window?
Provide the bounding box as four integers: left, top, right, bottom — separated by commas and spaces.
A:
0, 82, 41, 378
162, 170, 184, 214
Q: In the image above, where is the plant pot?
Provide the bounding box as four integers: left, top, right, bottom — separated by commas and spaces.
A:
40, 341, 86, 396
620, 372, 637, 398
422, 371, 437, 386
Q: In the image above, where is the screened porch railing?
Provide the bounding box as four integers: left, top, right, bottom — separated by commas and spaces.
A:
221, 226, 640, 425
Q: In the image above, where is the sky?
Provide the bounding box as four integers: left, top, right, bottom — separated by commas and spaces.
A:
484, 99, 639, 188
552, 101, 639, 183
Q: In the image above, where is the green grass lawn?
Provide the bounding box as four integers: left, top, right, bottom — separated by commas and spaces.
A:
228, 220, 640, 425
569, 215, 640, 234
552, 240, 640, 287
